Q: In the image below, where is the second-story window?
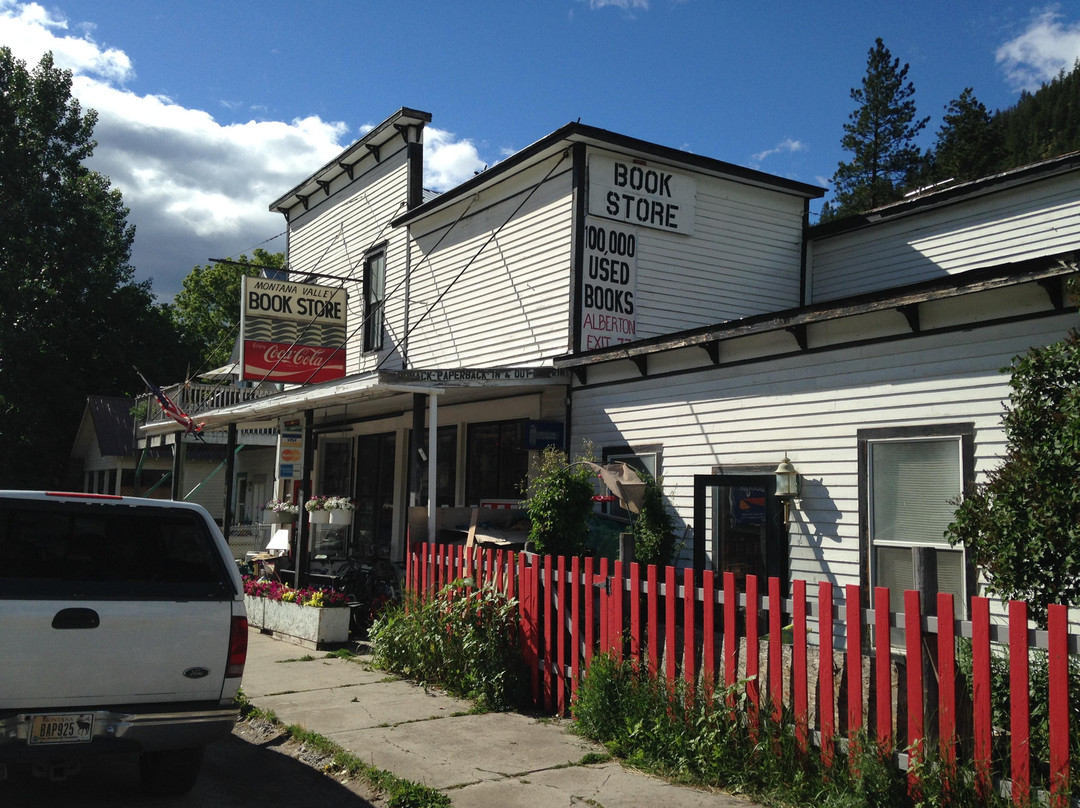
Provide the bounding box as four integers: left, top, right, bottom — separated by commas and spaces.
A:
363, 248, 385, 352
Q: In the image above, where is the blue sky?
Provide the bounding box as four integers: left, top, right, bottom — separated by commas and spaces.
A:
3, 1, 1079, 301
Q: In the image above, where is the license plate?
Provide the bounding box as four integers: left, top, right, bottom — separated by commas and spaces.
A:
28, 713, 94, 745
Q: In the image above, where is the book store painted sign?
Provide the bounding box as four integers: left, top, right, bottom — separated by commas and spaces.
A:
581, 217, 638, 350
588, 154, 695, 235
241, 276, 348, 384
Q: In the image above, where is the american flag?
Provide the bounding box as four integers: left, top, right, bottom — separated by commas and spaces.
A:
135, 368, 203, 434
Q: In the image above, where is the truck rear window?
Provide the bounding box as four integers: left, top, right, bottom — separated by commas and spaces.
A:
0, 500, 236, 600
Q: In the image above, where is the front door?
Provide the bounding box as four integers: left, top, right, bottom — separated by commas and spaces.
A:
355, 432, 396, 559
693, 474, 786, 587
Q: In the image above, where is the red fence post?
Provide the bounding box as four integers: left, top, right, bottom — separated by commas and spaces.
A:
666, 565, 677, 687
769, 576, 783, 724
1009, 599, 1030, 805
647, 564, 659, 677
630, 562, 642, 663
845, 584, 863, 742
543, 554, 554, 713
598, 558, 609, 659
936, 592, 956, 793
561, 557, 570, 712
904, 589, 925, 799
723, 571, 737, 704
571, 555, 581, 706
584, 556, 595, 672
612, 560, 624, 660
819, 581, 835, 769
793, 579, 808, 754
971, 596, 992, 801
746, 574, 760, 733
683, 567, 696, 695
702, 570, 715, 701
1048, 603, 1070, 807
874, 587, 892, 754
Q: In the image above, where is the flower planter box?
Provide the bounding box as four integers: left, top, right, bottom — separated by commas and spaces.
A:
329, 509, 352, 525
308, 510, 330, 524
265, 510, 297, 524
244, 595, 349, 650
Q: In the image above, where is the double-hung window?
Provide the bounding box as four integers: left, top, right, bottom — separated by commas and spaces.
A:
860, 424, 974, 618
363, 248, 386, 352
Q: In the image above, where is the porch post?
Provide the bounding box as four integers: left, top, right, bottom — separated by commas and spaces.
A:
428, 393, 437, 543
223, 423, 237, 540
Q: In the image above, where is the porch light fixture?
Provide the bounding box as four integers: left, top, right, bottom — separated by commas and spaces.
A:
774, 454, 799, 526
773, 454, 800, 499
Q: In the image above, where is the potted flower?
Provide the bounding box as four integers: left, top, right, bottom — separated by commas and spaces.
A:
264, 499, 299, 524
305, 495, 330, 524
325, 495, 355, 525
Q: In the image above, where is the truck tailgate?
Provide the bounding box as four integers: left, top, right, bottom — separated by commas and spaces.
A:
0, 599, 235, 709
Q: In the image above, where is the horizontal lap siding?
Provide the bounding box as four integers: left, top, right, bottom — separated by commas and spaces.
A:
406, 171, 574, 367
286, 156, 410, 373
632, 177, 806, 338
812, 173, 1080, 302
570, 313, 1074, 586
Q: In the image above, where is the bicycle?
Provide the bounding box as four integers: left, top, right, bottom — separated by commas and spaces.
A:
332, 556, 402, 637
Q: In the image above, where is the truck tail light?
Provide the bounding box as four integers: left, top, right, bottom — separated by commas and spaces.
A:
226, 615, 248, 679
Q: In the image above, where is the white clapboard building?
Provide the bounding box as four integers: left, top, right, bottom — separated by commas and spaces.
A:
156, 106, 1078, 616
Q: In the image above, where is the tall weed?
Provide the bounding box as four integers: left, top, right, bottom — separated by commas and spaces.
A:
369, 580, 525, 712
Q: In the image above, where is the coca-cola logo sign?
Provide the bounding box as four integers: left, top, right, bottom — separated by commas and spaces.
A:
243, 340, 345, 384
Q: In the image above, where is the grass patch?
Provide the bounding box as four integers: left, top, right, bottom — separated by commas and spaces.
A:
572, 651, 1016, 808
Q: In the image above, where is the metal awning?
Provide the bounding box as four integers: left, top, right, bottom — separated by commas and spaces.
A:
139, 371, 442, 438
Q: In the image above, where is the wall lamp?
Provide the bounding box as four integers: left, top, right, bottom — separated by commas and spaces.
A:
774, 453, 800, 524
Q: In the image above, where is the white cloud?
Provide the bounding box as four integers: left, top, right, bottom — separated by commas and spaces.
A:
752, 138, 807, 164
584, 0, 649, 9
996, 6, 1080, 91
424, 127, 487, 191
0, 0, 487, 300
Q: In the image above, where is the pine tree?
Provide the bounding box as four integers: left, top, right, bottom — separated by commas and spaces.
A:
822, 38, 929, 221
930, 87, 1004, 183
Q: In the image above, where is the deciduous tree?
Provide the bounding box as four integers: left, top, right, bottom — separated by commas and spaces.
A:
947, 281, 1080, 626
0, 48, 188, 487
170, 249, 285, 371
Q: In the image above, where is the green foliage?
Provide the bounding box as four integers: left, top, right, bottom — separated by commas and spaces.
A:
369, 581, 524, 712
170, 248, 284, 371
822, 38, 929, 221
928, 87, 1005, 183
947, 328, 1080, 625
522, 446, 596, 557
0, 48, 192, 487
573, 652, 1010, 807
631, 473, 675, 566
955, 638, 1080, 789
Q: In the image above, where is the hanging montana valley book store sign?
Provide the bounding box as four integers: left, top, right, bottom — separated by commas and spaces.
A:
240, 277, 347, 384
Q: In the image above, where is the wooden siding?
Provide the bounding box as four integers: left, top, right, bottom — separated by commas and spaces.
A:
588, 148, 807, 339
811, 171, 1080, 302
285, 149, 412, 374
404, 160, 575, 368
568, 312, 1075, 588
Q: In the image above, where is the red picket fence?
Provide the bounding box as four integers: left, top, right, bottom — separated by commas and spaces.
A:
405, 542, 1076, 805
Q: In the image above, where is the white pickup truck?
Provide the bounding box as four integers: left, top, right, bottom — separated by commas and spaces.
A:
0, 491, 248, 795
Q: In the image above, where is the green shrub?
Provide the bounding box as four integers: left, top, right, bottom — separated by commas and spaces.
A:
522, 446, 596, 557
369, 580, 524, 712
631, 472, 675, 566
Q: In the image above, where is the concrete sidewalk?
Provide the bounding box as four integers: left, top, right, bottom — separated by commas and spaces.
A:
241, 630, 752, 807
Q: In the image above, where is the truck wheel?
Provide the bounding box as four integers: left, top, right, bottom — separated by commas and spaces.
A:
140, 746, 204, 796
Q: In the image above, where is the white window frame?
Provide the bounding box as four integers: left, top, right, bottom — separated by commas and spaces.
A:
861, 425, 973, 620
